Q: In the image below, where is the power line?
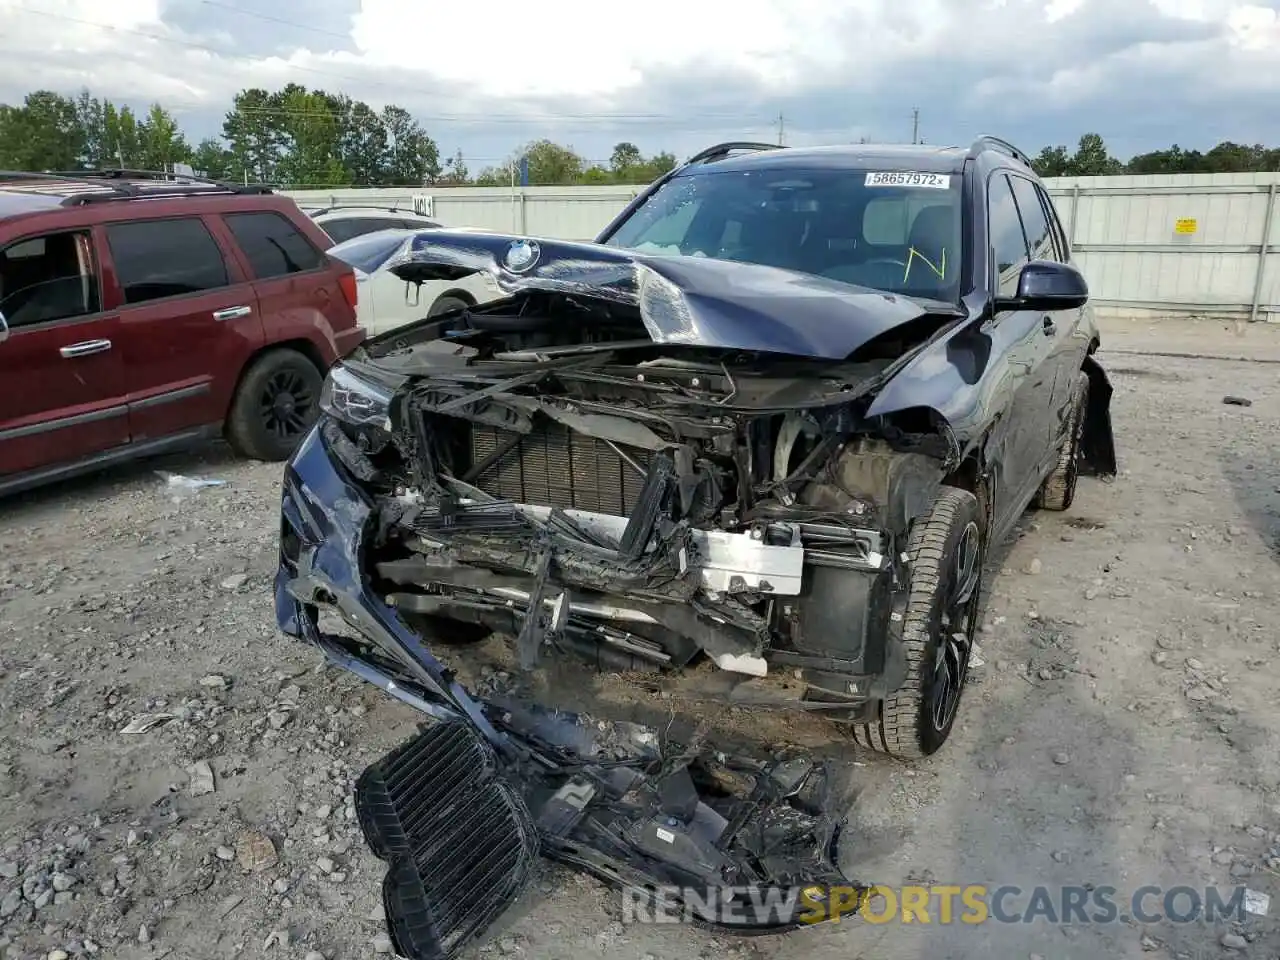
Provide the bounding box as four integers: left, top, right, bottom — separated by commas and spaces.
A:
197, 0, 354, 41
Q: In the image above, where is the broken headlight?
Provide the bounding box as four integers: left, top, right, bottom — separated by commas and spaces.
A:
319, 364, 394, 431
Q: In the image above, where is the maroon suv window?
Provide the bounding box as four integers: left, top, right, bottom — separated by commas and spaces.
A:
106, 218, 230, 305
224, 212, 324, 279
0, 231, 102, 327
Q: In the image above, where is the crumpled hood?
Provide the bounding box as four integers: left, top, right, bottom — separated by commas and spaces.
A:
328, 228, 961, 361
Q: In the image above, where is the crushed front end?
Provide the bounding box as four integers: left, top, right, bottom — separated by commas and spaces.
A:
276, 416, 856, 960
271, 230, 1115, 953
271, 289, 964, 955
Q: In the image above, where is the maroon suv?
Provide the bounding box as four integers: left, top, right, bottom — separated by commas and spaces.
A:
0, 170, 364, 496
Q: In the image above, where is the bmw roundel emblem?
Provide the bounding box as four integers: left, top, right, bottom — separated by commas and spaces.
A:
504, 238, 540, 273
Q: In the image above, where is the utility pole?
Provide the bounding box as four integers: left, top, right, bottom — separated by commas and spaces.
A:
911, 108, 919, 144
777, 112, 785, 146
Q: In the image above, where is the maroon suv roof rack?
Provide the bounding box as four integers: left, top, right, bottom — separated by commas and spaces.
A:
0, 169, 273, 206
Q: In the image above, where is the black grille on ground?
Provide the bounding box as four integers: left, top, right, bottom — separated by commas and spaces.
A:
469, 422, 652, 515
356, 722, 539, 960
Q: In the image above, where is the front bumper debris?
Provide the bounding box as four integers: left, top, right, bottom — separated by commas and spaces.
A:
277, 426, 856, 959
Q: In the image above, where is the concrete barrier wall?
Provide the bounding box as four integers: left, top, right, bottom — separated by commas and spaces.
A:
285, 172, 1280, 322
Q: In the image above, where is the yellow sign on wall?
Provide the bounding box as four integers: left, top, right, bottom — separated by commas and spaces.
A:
1174, 218, 1198, 235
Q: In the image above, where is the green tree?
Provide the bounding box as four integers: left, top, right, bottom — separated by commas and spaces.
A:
223, 88, 282, 183
75, 90, 108, 169
440, 149, 469, 185
270, 84, 348, 187
137, 103, 191, 170
518, 139, 584, 185
1065, 133, 1122, 176
381, 105, 440, 184
1201, 141, 1271, 173
609, 141, 643, 176
635, 150, 676, 182
109, 104, 144, 168
0, 91, 82, 170
472, 163, 513, 186
338, 98, 388, 186
1125, 144, 1205, 174
1031, 145, 1070, 178
192, 137, 232, 179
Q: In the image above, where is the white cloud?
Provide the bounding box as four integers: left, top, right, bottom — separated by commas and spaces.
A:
1, 0, 1278, 160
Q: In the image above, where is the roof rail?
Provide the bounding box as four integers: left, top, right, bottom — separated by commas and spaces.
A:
0, 170, 139, 202
0, 168, 273, 205
304, 203, 436, 218
685, 142, 786, 166
57, 168, 274, 196
969, 135, 1034, 169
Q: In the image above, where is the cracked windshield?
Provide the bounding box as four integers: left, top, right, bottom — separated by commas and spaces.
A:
606, 167, 962, 301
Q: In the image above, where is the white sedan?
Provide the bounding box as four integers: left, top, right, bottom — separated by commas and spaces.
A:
306, 205, 499, 336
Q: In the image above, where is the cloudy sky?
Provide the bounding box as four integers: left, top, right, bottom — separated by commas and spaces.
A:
0, 0, 1278, 170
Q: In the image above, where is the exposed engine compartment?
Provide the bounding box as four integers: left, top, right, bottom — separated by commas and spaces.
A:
319, 292, 960, 709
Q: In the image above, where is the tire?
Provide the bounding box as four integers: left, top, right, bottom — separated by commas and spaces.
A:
426, 295, 471, 319
1033, 372, 1089, 512
851, 486, 984, 759
226, 349, 324, 462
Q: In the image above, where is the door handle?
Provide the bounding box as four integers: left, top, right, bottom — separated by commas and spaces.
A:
212, 306, 252, 322
1042, 315, 1056, 336
59, 339, 112, 358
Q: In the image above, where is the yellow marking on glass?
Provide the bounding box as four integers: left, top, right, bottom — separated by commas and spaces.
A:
903, 247, 946, 283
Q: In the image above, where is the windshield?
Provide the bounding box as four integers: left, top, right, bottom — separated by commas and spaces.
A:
604, 167, 964, 302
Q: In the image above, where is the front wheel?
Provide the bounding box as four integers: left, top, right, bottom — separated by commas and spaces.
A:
851, 486, 984, 759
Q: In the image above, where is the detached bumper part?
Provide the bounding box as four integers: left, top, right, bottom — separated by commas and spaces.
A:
357, 723, 539, 960
354, 716, 851, 960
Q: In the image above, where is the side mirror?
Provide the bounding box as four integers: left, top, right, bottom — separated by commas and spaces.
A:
996, 260, 1088, 312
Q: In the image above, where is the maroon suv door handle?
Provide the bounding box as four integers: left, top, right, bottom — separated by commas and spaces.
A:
212, 306, 253, 322
59, 339, 113, 359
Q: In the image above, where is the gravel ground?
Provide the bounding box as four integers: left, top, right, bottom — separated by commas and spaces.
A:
1, 319, 1279, 960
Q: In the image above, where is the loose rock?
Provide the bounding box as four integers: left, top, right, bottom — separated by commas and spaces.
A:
234, 830, 278, 872
187, 759, 216, 796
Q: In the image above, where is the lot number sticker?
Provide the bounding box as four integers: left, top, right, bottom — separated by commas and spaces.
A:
1174, 218, 1198, 235
865, 171, 951, 188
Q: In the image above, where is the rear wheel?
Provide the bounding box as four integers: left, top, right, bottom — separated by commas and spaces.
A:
226, 349, 323, 461
1033, 372, 1090, 512
851, 486, 984, 759
427, 295, 471, 319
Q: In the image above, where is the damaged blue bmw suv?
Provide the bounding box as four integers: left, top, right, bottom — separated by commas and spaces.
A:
274, 138, 1116, 959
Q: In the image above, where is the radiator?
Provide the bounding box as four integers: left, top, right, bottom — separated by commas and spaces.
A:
469, 422, 652, 516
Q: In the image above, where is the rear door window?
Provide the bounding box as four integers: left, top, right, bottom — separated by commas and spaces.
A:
224, 211, 325, 279
106, 218, 230, 305
0, 231, 102, 327
321, 217, 408, 244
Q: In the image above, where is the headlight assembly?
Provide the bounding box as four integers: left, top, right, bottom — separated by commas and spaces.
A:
319, 364, 394, 431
